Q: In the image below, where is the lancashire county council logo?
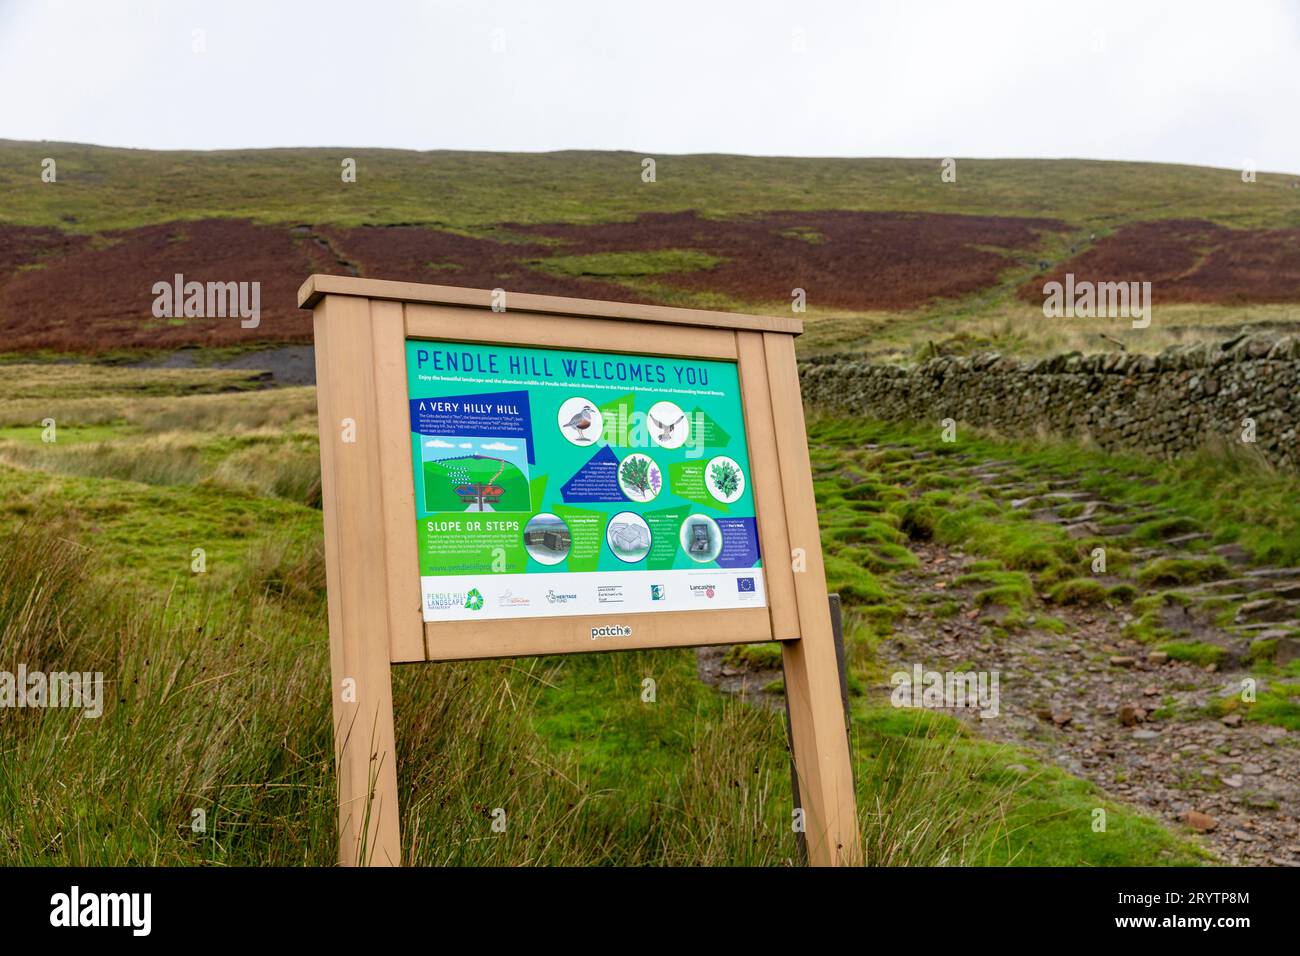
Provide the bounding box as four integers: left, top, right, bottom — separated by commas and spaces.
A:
650, 584, 666, 601
464, 588, 484, 611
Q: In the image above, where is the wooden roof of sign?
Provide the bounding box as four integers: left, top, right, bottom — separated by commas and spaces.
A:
296, 274, 804, 336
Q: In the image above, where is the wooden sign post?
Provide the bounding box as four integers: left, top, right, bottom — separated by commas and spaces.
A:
298, 275, 860, 866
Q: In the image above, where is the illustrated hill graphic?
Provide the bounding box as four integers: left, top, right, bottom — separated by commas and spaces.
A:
423, 453, 530, 512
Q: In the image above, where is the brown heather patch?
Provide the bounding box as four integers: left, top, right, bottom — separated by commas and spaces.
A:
0, 210, 1067, 351
1020, 220, 1300, 305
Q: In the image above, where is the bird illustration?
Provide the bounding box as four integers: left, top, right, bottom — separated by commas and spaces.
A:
562, 405, 596, 442
650, 412, 684, 444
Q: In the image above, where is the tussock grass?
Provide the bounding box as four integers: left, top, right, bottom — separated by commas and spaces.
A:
0, 438, 208, 487
0, 370, 1219, 865
0, 372, 317, 433
0, 522, 1025, 866
1136, 556, 1230, 588
855, 713, 1020, 866
1047, 578, 1111, 606
0, 369, 322, 512
0, 435, 321, 507
0, 363, 266, 401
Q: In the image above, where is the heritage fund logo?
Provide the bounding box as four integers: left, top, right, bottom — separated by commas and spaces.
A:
1041, 273, 1151, 329
590, 624, 632, 640
151, 273, 261, 329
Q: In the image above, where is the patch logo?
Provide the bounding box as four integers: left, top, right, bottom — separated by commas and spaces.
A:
464, 588, 484, 611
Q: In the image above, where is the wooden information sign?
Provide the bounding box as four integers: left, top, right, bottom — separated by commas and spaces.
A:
298, 274, 860, 866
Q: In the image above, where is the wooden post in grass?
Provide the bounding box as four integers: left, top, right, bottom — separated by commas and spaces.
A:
301, 275, 860, 867
785, 593, 853, 865
311, 292, 405, 866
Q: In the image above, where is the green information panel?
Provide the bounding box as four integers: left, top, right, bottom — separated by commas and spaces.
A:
406, 340, 766, 621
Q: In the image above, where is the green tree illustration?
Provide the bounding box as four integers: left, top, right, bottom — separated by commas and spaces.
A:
620, 455, 652, 497
710, 460, 740, 498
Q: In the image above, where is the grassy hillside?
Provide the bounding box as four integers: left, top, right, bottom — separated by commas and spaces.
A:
3, 142, 1294, 866
0, 364, 1217, 865
2, 140, 1299, 359
4, 139, 1298, 233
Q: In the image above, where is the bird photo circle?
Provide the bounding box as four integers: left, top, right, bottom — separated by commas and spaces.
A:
557, 396, 603, 446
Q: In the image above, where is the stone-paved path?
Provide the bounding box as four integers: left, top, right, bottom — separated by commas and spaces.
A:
889, 541, 1299, 866
702, 443, 1300, 865
886, 449, 1300, 865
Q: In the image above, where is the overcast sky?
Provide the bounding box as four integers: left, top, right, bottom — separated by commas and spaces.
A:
2, 0, 1297, 171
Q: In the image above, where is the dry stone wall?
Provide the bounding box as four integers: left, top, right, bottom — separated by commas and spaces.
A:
799, 333, 1300, 471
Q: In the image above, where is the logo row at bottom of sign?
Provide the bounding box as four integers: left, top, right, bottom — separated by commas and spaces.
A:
420, 568, 767, 622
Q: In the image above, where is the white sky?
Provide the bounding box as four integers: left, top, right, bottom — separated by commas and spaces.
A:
1, 0, 1297, 171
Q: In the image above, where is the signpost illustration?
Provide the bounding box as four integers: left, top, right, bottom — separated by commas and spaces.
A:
300, 275, 860, 866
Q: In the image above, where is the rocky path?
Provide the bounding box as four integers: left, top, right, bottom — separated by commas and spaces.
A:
888, 541, 1299, 866
702, 442, 1300, 865
888, 449, 1300, 865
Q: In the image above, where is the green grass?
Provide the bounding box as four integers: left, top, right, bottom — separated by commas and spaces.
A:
955, 570, 1035, 609
1048, 577, 1111, 606
724, 642, 784, 670
808, 414, 1300, 567
850, 707, 1207, 866
0, 363, 1219, 865
0, 362, 270, 401
7, 510, 1168, 866
1157, 640, 1228, 668
1207, 681, 1300, 731
5, 140, 1297, 234
1137, 556, 1230, 588
531, 249, 725, 279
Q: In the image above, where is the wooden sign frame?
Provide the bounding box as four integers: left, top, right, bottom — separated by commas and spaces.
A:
298, 274, 860, 867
